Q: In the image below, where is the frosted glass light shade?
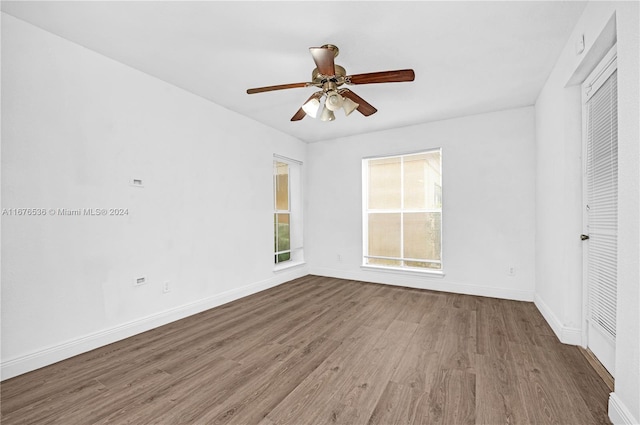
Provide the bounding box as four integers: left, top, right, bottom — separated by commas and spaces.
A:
302, 97, 321, 118
343, 97, 359, 116
325, 91, 344, 112
320, 107, 335, 121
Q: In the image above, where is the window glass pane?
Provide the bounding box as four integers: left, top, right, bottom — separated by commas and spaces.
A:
403, 212, 441, 262
275, 213, 290, 253
277, 252, 291, 263
403, 154, 427, 209
275, 161, 289, 211
404, 152, 442, 210
425, 151, 442, 209
368, 157, 401, 209
405, 260, 441, 269
367, 258, 402, 267
368, 213, 401, 258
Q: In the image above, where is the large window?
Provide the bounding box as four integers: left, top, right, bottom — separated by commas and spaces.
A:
274, 156, 303, 266
363, 150, 442, 271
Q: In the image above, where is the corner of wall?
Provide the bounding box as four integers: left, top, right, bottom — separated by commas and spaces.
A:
534, 293, 582, 346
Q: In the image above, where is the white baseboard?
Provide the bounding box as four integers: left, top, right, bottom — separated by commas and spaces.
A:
534, 294, 582, 345
309, 267, 534, 302
609, 392, 640, 425
1, 266, 308, 381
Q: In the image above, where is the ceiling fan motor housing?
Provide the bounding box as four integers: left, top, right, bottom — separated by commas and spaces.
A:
312, 65, 347, 86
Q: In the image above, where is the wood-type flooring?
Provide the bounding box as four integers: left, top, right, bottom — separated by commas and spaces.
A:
1, 275, 612, 424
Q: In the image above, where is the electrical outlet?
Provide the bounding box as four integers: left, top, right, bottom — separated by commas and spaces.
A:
337, 254, 342, 263
130, 177, 144, 188
134, 276, 147, 286
163, 281, 170, 293
507, 266, 516, 276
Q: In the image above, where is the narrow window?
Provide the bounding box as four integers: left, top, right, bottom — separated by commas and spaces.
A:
274, 160, 290, 263
274, 156, 304, 266
363, 150, 442, 271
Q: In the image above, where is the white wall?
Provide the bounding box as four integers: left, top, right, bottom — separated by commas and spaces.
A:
306, 107, 536, 301
1, 14, 308, 379
534, 2, 639, 423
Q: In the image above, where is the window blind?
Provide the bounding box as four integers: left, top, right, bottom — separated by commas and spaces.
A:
586, 70, 618, 339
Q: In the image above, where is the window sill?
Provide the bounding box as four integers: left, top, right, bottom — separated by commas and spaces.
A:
360, 264, 445, 278
273, 260, 306, 273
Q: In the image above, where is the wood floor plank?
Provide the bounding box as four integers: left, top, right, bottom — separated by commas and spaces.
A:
1, 275, 612, 425
198, 336, 341, 425
438, 307, 477, 371
394, 287, 437, 323
427, 368, 476, 425
262, 325, 386, 425
0, 379, 107, 425
367, 381, 416, 425
276, 280, 385, 348
365, 290, 412, 330
509, 341, 601, 425
475, 353, 530, 425
502, 300, 549, 347
54, 367, 174, 424
148, 345, 299, 423
543, 336, 614, 425
475, 296, 509, 356
266, 319, 417, 425
329, 320, 419, 424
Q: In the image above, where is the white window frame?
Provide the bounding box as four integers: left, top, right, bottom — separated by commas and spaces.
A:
361, 149, 444, 276
273, 154, 305, 271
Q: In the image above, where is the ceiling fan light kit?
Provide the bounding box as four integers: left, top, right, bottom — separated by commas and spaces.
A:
246, 44, 415, 122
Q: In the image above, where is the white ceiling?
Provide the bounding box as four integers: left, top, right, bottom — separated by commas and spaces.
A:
2, 1, 587, 143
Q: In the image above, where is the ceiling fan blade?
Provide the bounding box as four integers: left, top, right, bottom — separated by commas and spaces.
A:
340, 89, 377, 116
347, 69, 415, 85
309, 47, 336, 76
291, 108, 306, 121
247, 82, 310, 94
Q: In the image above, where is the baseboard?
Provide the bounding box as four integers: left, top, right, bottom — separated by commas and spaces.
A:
534, 294, 582, 345
309, 267, 534, 302
609, 392, 640, 425
1, 266, 308, 381
579, 347, 614, 392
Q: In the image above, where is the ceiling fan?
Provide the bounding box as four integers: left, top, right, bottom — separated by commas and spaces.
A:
246, 44, 415, 122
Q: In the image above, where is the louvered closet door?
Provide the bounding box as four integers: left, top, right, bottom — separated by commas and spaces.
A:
584, 50, 617, 376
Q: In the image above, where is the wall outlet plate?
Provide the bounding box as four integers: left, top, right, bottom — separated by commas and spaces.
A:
163, 281, 170, 293
134, 276, 147, 286
130, 177, 144, 188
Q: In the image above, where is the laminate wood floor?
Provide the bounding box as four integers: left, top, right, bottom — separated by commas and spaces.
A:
1, 275, 612, 424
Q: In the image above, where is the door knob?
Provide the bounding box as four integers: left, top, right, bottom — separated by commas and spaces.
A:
581, 234, 590, 241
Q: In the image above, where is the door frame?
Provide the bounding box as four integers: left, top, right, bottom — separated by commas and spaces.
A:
580, 44, 617, 375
